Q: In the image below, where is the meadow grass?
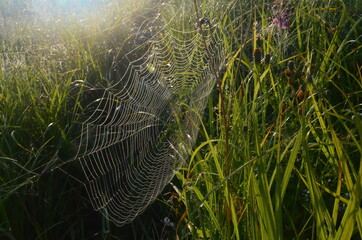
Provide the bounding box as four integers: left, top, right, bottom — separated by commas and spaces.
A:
171, 0, 362, 239
0, 0, 361, 239
0, 1, 164, 239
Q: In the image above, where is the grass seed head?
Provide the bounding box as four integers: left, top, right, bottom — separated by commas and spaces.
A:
298, 107, 303, 115
297, 89, 305, 101
254, 48, 262, 65
265, 53, 271, 65
284, 68, 292, 77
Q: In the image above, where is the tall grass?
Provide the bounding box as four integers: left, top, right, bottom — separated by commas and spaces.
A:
171, 0, 362, 239
0, 1, 168, 239
0, 0, 361, 239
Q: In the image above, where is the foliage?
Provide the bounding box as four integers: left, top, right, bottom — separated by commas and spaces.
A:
0, 0, 361, 239
169, 0, 362, 239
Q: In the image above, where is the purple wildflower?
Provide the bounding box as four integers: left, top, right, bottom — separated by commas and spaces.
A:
272, 11, 288, 29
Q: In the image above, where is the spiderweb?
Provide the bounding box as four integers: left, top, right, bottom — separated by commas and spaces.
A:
75, 3, 225, 226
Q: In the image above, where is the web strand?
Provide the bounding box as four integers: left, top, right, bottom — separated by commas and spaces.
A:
75, 5, 225, 226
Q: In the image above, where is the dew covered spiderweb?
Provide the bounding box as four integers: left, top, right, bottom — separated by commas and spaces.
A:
75, 1, 225, 226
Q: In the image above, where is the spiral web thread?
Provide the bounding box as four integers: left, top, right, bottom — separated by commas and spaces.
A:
75, 4, 225, 226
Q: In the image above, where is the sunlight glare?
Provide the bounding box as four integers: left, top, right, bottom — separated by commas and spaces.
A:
30, 0, 104, 19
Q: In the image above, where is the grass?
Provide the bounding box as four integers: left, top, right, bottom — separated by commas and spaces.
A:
1, 0, 361, 239
170, 0, 362, 239
0, 1, 164, 239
